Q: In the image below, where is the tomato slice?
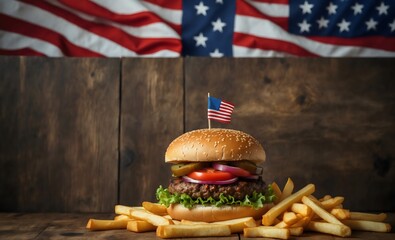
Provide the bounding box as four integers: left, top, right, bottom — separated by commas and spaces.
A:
187, 168, 235, 181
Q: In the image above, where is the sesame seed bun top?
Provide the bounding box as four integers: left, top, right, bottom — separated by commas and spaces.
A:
165, 128, 266, 164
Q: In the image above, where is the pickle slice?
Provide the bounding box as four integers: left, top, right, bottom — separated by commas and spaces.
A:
171, 162, 206, 177
230, 160, 263, 175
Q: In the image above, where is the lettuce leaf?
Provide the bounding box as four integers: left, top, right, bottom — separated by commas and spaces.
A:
156, 185, 276, 209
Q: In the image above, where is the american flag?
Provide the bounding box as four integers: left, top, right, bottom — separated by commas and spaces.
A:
0, 0, 394, 57
208, 96, 235, 124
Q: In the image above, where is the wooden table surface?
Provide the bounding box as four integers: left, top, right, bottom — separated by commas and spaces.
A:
0, 212, 393, 240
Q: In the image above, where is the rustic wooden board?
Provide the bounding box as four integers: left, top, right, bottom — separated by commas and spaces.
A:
0, 213, 48, 240
242, 231, 395, 240
0, 57, 119, 212
185, 58, 395, 212
119, 58, 184, 206
0, 213, 393, 239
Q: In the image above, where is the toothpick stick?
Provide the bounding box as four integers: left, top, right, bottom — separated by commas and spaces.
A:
208, 92, 211, 129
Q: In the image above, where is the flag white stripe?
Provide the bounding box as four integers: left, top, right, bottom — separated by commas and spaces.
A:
208, 110, 232, 117
245, 0, 289, 17
143, 1, 182, 25
208, 114, 231, 120
135, 50, 179, 57
90, 0, 182, 25
0, 30, 63, 56
208, 110, 232, 118
48, 0, 180, 39
208, 110, 232, 116
218, 108, 233, 114
233, 45, 296, 57
220, 105, 234, 111
234, 15, 395, 57
208, 116, 231, 122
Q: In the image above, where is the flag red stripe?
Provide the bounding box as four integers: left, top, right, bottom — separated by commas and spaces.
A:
250, 0, 289, 4
143, 0, 182, 10
234, 32, 318, 56
209, 119, 231, 123
0, 48, 45, 56
208, 108, 232, 115
208, 115, 231, 121
237, 0, 288, 29
220, 103, 234, 108
21, 0, 181, 55
58, 0, 181, 34
0, 14, 103, 57
221, 101, 235, 108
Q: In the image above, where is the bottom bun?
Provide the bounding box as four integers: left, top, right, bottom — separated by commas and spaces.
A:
167, 204, 273, 222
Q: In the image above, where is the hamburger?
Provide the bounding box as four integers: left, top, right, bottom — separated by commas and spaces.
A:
156, 128, 275, 222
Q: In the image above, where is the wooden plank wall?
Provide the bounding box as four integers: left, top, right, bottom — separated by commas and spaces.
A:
0, 57, 119, 212
119, 59, 183, 205
0, 57, 394, 213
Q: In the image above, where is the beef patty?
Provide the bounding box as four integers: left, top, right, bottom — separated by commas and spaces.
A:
168, 178, 266, 200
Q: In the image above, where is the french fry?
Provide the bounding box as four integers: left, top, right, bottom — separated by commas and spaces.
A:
214, 217, 257, 233
127, 220, 157, 232
301, 196, 344, 226
156, 224, 231, 238
182, 217, 256, 233
275, 221, 289, 228
115, 205, 143, 216
320, 197, 344, 210
86, 219, 130, 231
308, 195, 319, 202
319, 195, 332, 201
289, 227, 304, 236
278, 178, 294, 202
349, 212, 387, 222
180, 220, 208, 225
142, 201, 168, 216
114, 214, 133, 221
171, 219, 181, 225
342, 219, 391, 232
271, 182, 282, 204
290, 216, 308, 228
130, 209, 173, 226
306, 221, 351, 237
244, 226, 290, 239
291, 203, 312, 217
283, 212, 299, 226
330, 208, 350, 220
162, 215, 181, 224
262, 184, 315, 226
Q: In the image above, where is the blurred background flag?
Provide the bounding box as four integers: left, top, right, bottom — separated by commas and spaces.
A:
0, 0, 394, 57
208, 96, 235, 124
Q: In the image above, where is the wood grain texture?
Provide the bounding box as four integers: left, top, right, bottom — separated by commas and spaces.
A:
0, 213, 393, 239
119, 58, 184, 206
0, 57, 119, 212
185, 58, 395, 211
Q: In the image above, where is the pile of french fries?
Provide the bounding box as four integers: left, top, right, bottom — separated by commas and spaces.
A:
86, 178, 392, 239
